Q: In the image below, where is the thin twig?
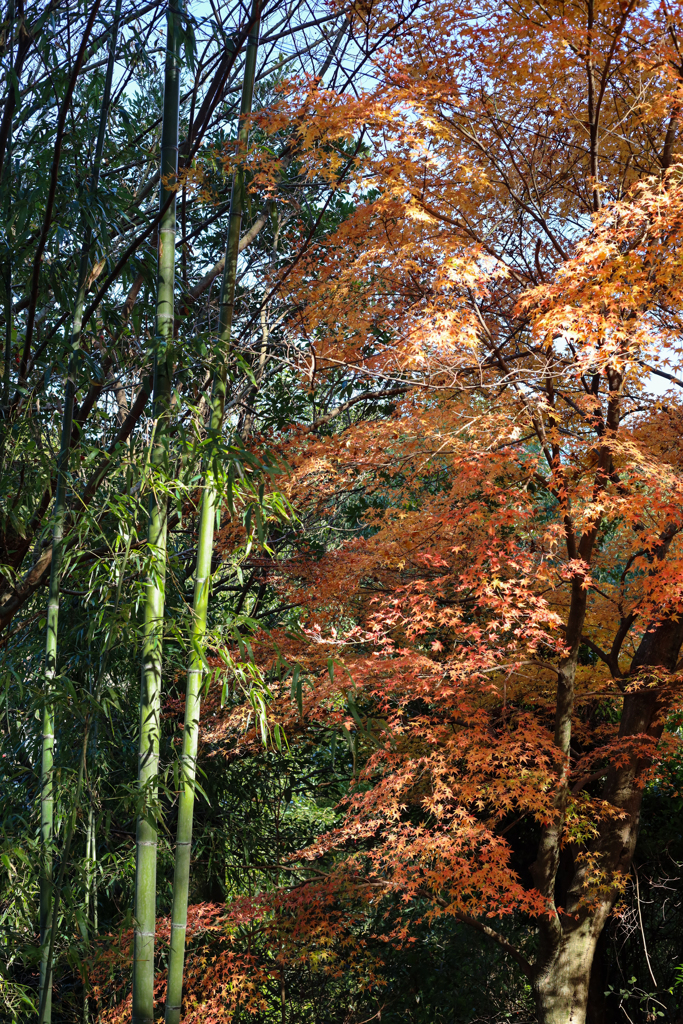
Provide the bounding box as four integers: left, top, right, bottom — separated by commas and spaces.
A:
633, 862, 657, 988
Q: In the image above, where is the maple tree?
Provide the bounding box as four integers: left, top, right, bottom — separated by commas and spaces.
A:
4, 0, 683, 1022
130, 1, 683, 1021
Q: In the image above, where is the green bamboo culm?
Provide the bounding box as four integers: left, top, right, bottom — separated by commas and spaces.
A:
2, 0, 14, 407
132, 3, 181, 1022
163, 7, 260, 1022
39, 530, 132, 1024
37, 4, 122, 1021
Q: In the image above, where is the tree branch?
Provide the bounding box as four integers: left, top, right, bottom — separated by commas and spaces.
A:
455, 912, 534, 981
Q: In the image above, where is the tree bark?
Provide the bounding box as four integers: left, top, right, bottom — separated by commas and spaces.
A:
535, 922, 602, 1024
532, 612, 683, 1023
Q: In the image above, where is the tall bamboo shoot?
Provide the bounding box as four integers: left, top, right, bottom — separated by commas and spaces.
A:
164, 7, 260, 1022
37, 4, 122, 1019
132, 4, 181, 1022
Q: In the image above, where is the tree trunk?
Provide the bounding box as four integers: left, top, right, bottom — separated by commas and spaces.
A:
534, 913, 607, 1024
533, 612, 683, 1024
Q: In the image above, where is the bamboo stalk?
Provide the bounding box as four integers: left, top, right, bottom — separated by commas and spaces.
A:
83, 678, 100, 1024
132, 4, 181, 1023
163, 8, 260, 1022
37, 5, 122, 1021
38, 602, 129, 1024
2, 0, 13, 407
38, 715, 94, 1024
88, 708, 99, 937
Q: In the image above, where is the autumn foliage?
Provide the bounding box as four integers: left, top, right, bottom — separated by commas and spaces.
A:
83, 0, 683, 1019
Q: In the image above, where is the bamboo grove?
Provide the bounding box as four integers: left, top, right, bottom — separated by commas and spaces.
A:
4, 1, 683, 1022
